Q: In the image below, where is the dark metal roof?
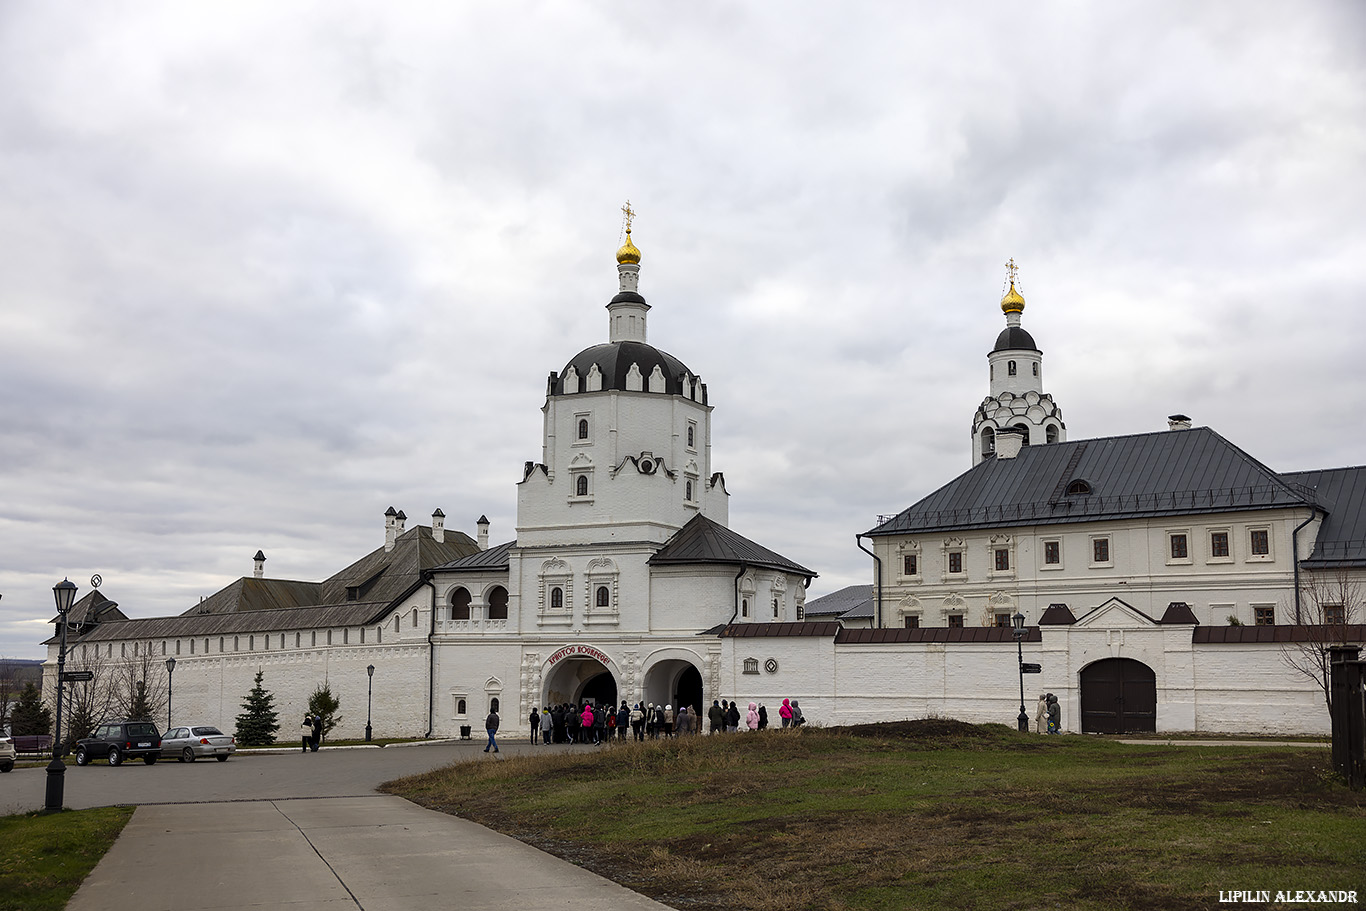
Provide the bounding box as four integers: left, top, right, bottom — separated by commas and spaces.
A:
554, 340, 695, 397
803, 585, 873, 618
649, 515, 816, 578
718, 622, 841, 638
1192, 625, 1366, 644
433, 540, 514, 572
869, 426, 1314, 536
1038, 604, 1077, 625
836, 627, 1041, 644
992, 326, 1039, 353
69, 602, 394, 643
1159, 602, 1200, 624
1281, 466, 1366, 567
50, 590, 126, 626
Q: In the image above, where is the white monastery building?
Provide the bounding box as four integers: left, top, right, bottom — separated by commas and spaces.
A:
44, 232, 1366, 737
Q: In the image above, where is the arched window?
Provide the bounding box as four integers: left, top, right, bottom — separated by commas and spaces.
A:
1008, 360, 1017, 376
1032, 361, 1038, 376
451, 587, 472, 620
457, 698, 467, 715
596, 586, 610, 608
550, 587, 563, 610
686, 480, 693, 500
1046, 424, 1058, 444
772, 598, 780, 619
488, 586, 509, 620
687, 425, 695, 447
412, 609, 419, 628
576, 475, 589, 497
577, 419, 588, 440
742, 598, 749, 617
981, 427, 995, 458
1013, 423, 1030, 447
490, 697, 500, 714
1066, 479, 1092, 496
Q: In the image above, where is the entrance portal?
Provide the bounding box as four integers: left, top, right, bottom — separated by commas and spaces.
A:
643, 658, 704, 714
1080, 657, 1157, 733
543, 657, 617, 708
580, 671, 618, 708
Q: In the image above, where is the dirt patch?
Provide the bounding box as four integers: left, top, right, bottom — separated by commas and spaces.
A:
831, 717, 999, 740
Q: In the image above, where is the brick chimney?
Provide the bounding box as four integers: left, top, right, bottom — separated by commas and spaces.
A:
477, 515, 490, 551
253, 550, 266, 579
431, 508, 445, 543
995, 427, 1025, 460
1167, 414, 1192, 431
384, 506, 398, 552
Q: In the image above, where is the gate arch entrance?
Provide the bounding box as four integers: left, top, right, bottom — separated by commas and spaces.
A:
1080, 657, 1157, 733
642, 658, 704, 714
543, 646, 618, 708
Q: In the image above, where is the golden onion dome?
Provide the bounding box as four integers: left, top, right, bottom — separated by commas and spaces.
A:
1000, 280, 1026, 314
616, 229, 641, 265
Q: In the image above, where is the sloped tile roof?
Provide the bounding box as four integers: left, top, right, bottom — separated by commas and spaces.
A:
71, 602, 393, 642
50, 590, 127, 626
718, 622, 840, 638
433, 540, 514, 572
804, 585, 873, 619
1193, 625, 1366, 644
869, 426, 1314, 536
649, 515, 815, 578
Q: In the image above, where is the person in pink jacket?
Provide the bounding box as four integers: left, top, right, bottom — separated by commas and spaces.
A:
779, 698, 793, 728
746, 702, 760, 730
580, 703, 596, 744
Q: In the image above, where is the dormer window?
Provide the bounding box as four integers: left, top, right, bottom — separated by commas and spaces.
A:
1065, 479, 1092, 496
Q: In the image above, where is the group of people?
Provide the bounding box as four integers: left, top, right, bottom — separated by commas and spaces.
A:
298, 714, 325, 752
705, 697, 805, 733
1035, 693, 1062, 734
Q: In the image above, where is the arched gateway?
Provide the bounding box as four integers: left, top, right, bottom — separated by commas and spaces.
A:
543, 645, 618, 708
1080, 657, 1157, 733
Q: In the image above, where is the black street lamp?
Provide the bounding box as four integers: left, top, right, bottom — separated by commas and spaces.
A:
46, 578, 78, 814
365, 665, 375, 742
165, 658, 176, 732
1012, 611, 1029, 732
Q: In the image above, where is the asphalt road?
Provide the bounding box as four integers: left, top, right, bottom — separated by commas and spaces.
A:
0, 738, 572, 815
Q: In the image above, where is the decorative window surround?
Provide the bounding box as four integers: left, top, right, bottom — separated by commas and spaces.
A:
1247, 526, 1273, 562
1090, 535, 1113, 568
1041, 538, 1062, 570
988, 534, 1015, 581
538, 557, 574, 627
1166, 528, 1192, 566
568, 453, 594, 505
1207, 528, 1233, 564
942, 537, 966, 581
573, 412, 592, 445
898, 540, 923, 581
583, 556, 620, 626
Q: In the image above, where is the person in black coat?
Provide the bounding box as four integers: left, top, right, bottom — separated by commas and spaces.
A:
529, 707, 540, 744
726, 700, 741, 732
616, 701, 630, 741
484, 708, 500, 753
708, 700, 724, 734
757, 703, 769, 730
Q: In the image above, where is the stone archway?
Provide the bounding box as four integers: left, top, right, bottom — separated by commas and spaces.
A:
1080, 657, 1157, 733
642, 656, 704, 715
542, 645, 618, 708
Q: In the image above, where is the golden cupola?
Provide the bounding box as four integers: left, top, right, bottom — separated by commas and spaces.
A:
616, 229, 641, 265
1000, 280, 1026, 314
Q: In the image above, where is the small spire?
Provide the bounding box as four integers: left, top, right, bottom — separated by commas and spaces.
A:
1000, 258, 1026, 315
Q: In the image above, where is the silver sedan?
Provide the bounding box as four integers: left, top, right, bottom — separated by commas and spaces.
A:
163, 725, 236, 762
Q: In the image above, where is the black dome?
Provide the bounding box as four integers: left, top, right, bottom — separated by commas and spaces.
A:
993, 326, 1040, 353
555, 340, 695, 396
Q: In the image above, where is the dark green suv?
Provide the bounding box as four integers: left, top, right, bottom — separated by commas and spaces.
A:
74, 721, 162, 766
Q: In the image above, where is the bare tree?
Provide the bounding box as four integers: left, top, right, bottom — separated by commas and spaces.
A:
109, 649, 170, 725
1281, 568, 1365, 713
61, 646, 118, 748
0, 660, 20, 733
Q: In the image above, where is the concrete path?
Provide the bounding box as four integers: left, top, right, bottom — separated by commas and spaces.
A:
67, 794, 673, 911
1116, 739, 1329, 747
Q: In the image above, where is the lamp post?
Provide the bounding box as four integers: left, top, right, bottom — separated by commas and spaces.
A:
1012, 611, 1029, 732
165, 658, 176, 732
365, 665, 375, 742
46, 579, 78, 814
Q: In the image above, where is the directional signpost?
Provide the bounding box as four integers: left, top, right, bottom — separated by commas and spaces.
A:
1021, 663, 1042, 674
61, 670, 94, 683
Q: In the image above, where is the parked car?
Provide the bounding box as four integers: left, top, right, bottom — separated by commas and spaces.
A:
162, 725, 235, 762
74, 721, 162, 766
0, 735, 15, 772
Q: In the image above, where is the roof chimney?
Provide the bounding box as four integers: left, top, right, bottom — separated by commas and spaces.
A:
431, 508, 445, 543
477, 515, 490, 551
253, 550, 266, 579
384, 506, 398, 552
1167, 414, 1192, 431
994, 427, 1025, 460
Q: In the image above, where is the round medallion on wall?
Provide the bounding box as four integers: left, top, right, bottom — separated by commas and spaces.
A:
764, 658, 779, 674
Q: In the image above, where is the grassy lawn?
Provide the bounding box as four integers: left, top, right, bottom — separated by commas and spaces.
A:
384, 720, 1366, 911
0, 806, 133, 911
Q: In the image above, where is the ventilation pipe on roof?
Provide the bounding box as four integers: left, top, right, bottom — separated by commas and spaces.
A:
1167, 414, 1192, 431
477, 515, 490, 551
856, 535, 883, 629
252, 550, 266, 579
431, 509, 445, 544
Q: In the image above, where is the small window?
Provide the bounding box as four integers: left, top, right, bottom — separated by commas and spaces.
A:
1043, 541, 1060, 565
326, 630, 332, 645
687, 424, 695, 448
772, 598, 780, 619
220, 637, 225, 652
550, 587, 563, 610
1210, 532, 1229, 558
412, 609, 419, 627
1093, 538, 1110, 563
1325, 605, 1346, 625
490, 697, 500, 714
947, 614, 964, 628
903, 555, 917, 575
948, 552, 963, 574
1032, 362, 1038, 376
904, 615, 920, 629
577, 419, 589, 440
1250, 529, 1269, 555
596, 586, 610, 608
189, 639, 195, 655
576, 475, 589, 497
1008, 360, 1017, 376
741, 598, 749, 618
994, 549, 1010, 571
995, 613, 1012, 628
1170, 534, 1188, 559
686, 480, 693, 500
1066, 479, 1092, 496
796, 604, 804, 621
234, 636, 240, 651
457, 698, 467, 716
1254, 607, 1275, 626
981, 427, 995, 458
1045, 424, 1058, 444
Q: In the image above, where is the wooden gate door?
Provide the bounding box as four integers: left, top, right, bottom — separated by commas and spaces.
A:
1080, 658, 1157, 733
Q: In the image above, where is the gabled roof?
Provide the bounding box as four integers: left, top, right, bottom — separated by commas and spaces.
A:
1281, 466, 1366, 568
869, 426, 1314, 536
50, 590, 127, 626
69, 602, 394, 643
649, 515, 816, 578
433, 540, 515, 573
804, 585, 873, 620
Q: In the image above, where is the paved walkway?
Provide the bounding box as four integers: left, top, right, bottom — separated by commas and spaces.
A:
68, 794, 673, 911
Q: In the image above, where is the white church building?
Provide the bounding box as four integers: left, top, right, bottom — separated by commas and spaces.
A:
44, 236, 1365, 737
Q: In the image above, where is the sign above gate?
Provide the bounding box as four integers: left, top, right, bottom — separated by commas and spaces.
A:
546, 644, 614, 667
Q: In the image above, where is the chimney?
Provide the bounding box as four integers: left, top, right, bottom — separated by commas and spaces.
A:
1167, 414, 1192, 431
994, 427, 1025, 460
477, 515, 490, 551
431, 508, 445, 543
384, 506, 398, 552
395, 510, 407, 536
252, 550, 266, 579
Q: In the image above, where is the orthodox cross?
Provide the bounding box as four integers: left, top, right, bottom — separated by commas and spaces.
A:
622, 200, 636, 234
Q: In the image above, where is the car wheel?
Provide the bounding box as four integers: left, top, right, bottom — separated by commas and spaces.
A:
183, 748, 196, 763
108, 747, 122, 766
0, 761, 12, 773
75, 747, 89, 766
215, 754, 228, 762
144, 755, 157, 765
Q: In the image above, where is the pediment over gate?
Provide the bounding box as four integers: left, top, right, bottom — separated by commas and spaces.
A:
1073, 597, 1160, 630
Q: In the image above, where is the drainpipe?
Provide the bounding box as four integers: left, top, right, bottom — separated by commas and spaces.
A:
1291, 508, 1320, 624
424, 575, 438, 738
856, 535, 883, 628
730, 564, 749, 626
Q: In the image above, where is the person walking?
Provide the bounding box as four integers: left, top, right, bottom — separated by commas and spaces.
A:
709, 700, 724, 734
1035, 694, 1048, 734
311, 714, 323, 751
779, 698, 793, 728
540, 708, 553, 745
300, 715, 314, 753
746, 701, 759, 731
758, 703, 769, 730
617, 701, 630, 741
484, 706, 500, 753
529, 707, 540, 744
631, 702, 645, 741
1047, 693, 1061, 734
790, 700, 804, 728
663, 704, 675, 738
580, 703, 596, 744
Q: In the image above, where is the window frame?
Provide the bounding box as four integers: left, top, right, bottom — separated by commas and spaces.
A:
1247, 526, 1272, 561
1041, 538, 1062, 570
1207, 528, 1232, 563
573, 412, 592, 445
1166, 528, 1192, 566
1090, 535, 1112, 567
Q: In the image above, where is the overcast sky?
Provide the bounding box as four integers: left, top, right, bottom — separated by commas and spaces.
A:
3, 2, 1364, 659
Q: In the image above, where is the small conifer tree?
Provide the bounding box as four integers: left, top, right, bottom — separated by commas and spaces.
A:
307, 684, 342, 740
10, 681, 52, 736
234, 670, 280, 746
128, 679, 154, 723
